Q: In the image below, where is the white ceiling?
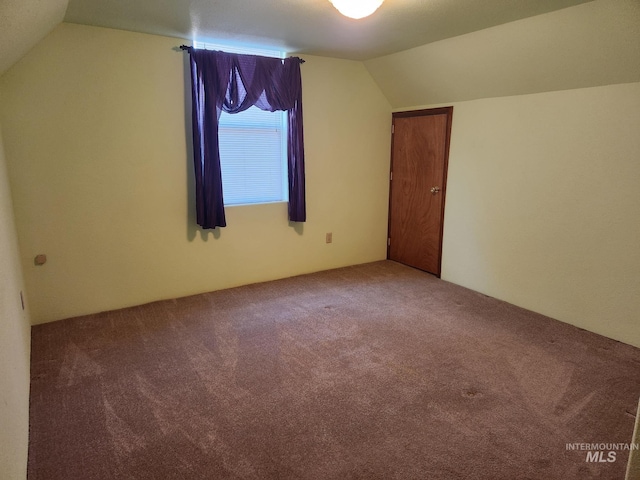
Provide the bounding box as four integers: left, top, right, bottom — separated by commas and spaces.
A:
62, 0, 594, 61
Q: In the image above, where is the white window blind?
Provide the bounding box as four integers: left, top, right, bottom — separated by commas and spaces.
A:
218, 107, 288, 205
193, 41, 288, 206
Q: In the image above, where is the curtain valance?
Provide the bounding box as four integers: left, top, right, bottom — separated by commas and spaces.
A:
186, 48, 306, 229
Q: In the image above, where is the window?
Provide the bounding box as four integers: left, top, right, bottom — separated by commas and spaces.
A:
218, 106, 288, 206
193, 42, 288, 206
186, 43, 306, 228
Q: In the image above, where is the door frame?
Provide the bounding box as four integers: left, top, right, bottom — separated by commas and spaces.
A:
387, 106, 454, 277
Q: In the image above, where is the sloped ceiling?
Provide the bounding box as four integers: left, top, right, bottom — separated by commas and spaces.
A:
62, 0, 593, 61
0, 0, 68, 75
2, 0, 637, 106
364, 0, 640, 108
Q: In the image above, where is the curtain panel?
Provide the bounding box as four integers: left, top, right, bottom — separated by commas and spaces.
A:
186, 48, 306, 229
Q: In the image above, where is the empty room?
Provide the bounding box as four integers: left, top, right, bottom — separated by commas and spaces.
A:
1, 0, 639, 478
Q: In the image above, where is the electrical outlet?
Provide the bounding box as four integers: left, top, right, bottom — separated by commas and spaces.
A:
326, 232, 332, 244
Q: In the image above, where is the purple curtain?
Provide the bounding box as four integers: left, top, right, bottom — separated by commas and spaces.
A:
187, 48, 306, 229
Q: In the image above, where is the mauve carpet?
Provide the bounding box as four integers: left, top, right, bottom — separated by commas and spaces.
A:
28, 261, 640, 479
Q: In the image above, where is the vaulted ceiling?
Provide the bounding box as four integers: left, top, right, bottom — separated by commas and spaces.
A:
61, 0, 593, 60
2, 0, 595, 77
0, 0, 67, 74
1, 0, 638, 108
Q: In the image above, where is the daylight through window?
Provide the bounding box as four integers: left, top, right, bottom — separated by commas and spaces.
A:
193, 42, 288, 206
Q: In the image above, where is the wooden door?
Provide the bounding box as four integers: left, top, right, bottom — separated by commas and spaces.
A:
388, 107, 453, 277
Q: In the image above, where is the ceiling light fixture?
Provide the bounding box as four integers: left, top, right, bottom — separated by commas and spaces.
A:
329, 0, 384, 19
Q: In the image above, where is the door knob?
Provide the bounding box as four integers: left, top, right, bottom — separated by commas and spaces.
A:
430, 186, 440, 194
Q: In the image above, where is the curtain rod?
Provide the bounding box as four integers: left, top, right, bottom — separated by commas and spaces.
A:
178, 45, 304, 63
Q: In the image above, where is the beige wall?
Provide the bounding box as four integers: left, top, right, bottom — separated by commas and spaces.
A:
0, 23, 392, 324
362, 0, 640, 348
438, 82, 640, 348
0, 123, 31, 479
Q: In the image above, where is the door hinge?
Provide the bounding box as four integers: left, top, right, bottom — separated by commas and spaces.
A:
390, 172, 393, 181
387, 237, 391, 246
391, 124, 395, 134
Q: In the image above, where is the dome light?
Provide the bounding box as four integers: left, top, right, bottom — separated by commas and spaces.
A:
329, 0, 384, 19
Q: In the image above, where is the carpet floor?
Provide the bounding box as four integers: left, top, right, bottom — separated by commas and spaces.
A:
28, 261, 640, 479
